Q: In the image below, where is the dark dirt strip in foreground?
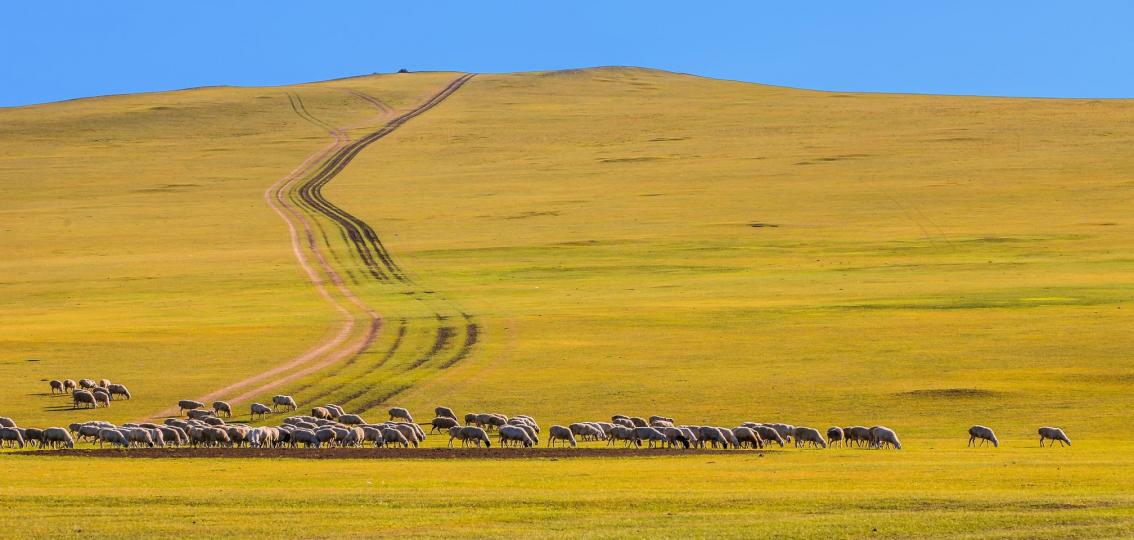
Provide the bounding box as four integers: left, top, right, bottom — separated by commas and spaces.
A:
17, 448, 771, 460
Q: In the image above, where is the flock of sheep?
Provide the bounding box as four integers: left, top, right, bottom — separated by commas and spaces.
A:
2, 391, 1076, 450
47, 378, 132, 409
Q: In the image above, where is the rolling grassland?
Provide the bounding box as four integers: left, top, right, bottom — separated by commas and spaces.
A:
1, 67, 1132, 537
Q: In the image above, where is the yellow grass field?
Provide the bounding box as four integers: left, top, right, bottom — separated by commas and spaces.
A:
1, 67, 1132, 536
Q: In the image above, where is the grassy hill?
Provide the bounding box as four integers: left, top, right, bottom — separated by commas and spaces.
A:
1, 67, 1132, 537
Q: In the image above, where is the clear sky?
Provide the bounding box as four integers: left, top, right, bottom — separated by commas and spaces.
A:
2, 1, 1132, 107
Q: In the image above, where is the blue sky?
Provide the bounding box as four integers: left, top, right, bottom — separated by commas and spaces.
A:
2, 1, 1132, 107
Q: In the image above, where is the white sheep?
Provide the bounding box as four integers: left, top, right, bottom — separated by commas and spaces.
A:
1038, 427, 1071, 447
388, 407, 414, 423
272, 395, 298, 412
870, 426, 902, 449
967, 425, 998, 448
548, 425, 577, 447
793, 427, 827, 448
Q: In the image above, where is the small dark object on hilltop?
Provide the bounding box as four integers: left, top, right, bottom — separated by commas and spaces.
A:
398, 68, 410, 73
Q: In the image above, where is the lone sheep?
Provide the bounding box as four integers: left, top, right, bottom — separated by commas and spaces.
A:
968, 425, 999, 448
1038, 427, 1071, 447
212, 401, 232, 418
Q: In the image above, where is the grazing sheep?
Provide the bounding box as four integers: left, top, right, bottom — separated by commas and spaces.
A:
430, 416, 460, 434
392, 424, 422, 447
388, 407, 413, 423
311, 407, 334, 420
72, 390, 97, 409
499, 425, 535, 447
178, 400, 205, 414
250, 403, 272, 419
158, 426, 185, 447
608, 425, 636, 447
629, 416, 648, 428
967, 425, 999, 448
314, 428, 338, 447
324, 404, 346, 417
484, 415, 508, 431
42, 427, 75, 449
612, 417, 635, 428
92, 389, 111, 408
649, 415, 675, 425
733, 427, 764, 449
794, 427, 827, 449
79, 378, 97, 389
450, 426, 491, 448
49, 380, 64, 395
650, 419, 675, 428
435, 406, 457, 420
662, 427, 691, 449
203, 416, 226, 427
0, 417, 15, 428
98, 429, 129, 448
698, 426, 730, 449
870, 426, 902, 450
767, 423, 795, 444
290, 429, 320, 448
337, 414, 366, 425
212, 401, 232, 418
464, 413, 479, 426
513, 423, 539, 445
98, 378, 111, 388
20, 427, 42, 448
381, 427, 410, 448
187, 409, 214, 420
612, 414, 631, 424
548, 425, 577, 448
63, 379, 77, 392
632, 427, 668, 448
107, 383, 131, 400
827, 427, 845, 447
746, 425, 783, 447
126, 428, 156, 448
844, 426, 872, 447
0, 427, 26, 448
272, 395, 298, 412
1038, 427, 1071, 447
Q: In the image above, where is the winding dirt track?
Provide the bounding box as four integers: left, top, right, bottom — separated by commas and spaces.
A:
146, 76, 475, 420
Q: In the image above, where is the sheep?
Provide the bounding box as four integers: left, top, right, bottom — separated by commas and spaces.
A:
430, 416, 460, 434
435, 406, 457, 420
650, 419, 675, 428
49, 380, 64, 395
0, 417, 16, 428
203, 417, 226, 427
794, 427, 827, 448
484, 415, 508, 431
226, 426, 250, 447
250, 403, 272, 419
79, 378, 97, 389
98, 429, 129, 448
323, 404, 346, 417
337, 414, 366, 425
649, 415, 675, 425
77, 423, 105, 442
767, 423, 795, 444
42, 427, 74, 449
311, 407, 334, 420
272, 395, 298, 412
569, 423, 604, 441
1038, 427, 1071, 447
212, 401, 233, 418
360, 426, 385, 447
548, 425, 577, 447
382, 427, 410, 448
698, 426, 730, 449
749, 425, 785, 447
453, 426, 492, 448
663, 427, 692, 449
513, 423, 539, 445
72, 390, 97, 409
632, 427, 668, 448
107, 384, 131, 400
499, 425, 534, 447
98, 378, 111, 388
291, 428, 320, 448
178, 400, 205, 414
612, 417, 635, 428
844, 426, 872, 447
92, 389, 111, 408
870, 426, 902, 449
63, 379, 77, 392
629, 416, 648, 428
158, 426, 185, 447
126, 428, 156, 448
187, 409, 214, 420
388, 407, 413, 423
313, 428, 337, 447
0, 427, 26, 448
612, 414, 631, 424
967, 425, 999, 448
827, 427, 845, 447
464, 413, 479, 426
609, 425, 637, 447
733, 427, 764, 449
392, 424, 422, 447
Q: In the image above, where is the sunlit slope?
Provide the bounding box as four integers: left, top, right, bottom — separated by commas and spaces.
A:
0, 73, 461, 425
325, 67, 1134, 436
